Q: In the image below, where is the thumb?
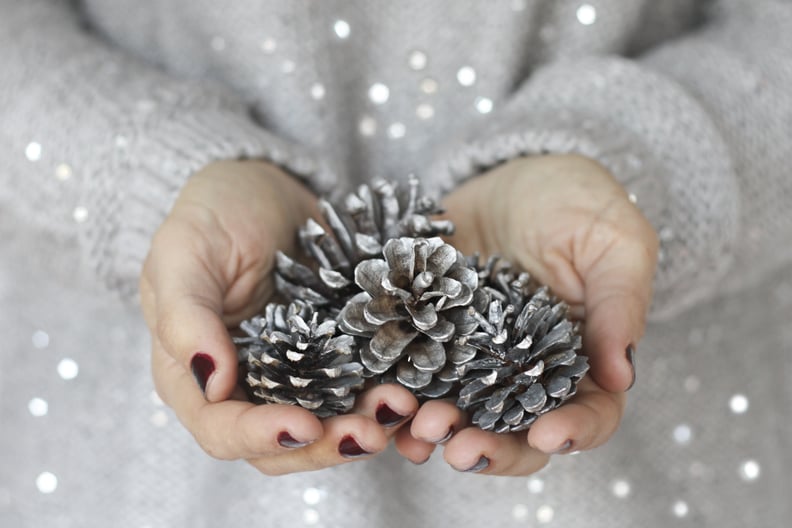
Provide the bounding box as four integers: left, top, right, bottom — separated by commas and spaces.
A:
148, 229, 239, 403
581, 238, 656, 392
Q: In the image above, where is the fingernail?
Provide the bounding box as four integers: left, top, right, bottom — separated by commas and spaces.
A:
431, 426, 455, 444
277, 431, 313, 449
375, 403, 408, 427
626, 345, 636, 391
190, 353, 215, 397
338, 435, 372, 458
552, 439, 573, 454
460, 456, 490, 473
412, 456, 431, 465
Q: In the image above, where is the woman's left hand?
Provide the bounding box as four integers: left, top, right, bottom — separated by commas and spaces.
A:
394, 154, 658, 474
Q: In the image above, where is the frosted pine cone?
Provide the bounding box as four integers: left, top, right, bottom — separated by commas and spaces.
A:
276, 178, 454, 310
339, 237, 484, 397
235, 301, 365, 417
456, 261, 589, 433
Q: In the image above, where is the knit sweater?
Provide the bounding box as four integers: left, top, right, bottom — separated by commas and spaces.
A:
1, 1, 791, 527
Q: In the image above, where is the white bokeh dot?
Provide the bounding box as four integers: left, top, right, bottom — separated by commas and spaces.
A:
333, 20, 350, 39
416, 103, 435, 120
576, 4, 597, 25
387, 122, 406, 139
527, 476, 544, 494
303, 487, 322, 505
420, 78, 439, 94
310, 83, 326, 100
28, 398, 49, 417
32, 330, 50, 349
368, 83, 390, 104
73, 206, 88, 223
57, 358, 79, 380
260, 38, 277, 53
729, 394, 749, 414
536, 505, 554, 524
673, 424, 692, 445
358, 116, 377, 137
150, 390, 164, 406
150, 410, 169, 427
512, 504, 529, 521
628, 193, 638, 204
612, 479, 631, 498
740, 460, 760, 481
475, 96, 494, 114
672, 500, 689, 518
55, 164, 73, 181
26, 142, 42, 162
408, 50, 428, 71
36, 472, 58, 494
457, 66, 477, 87
303, 508, 320, 525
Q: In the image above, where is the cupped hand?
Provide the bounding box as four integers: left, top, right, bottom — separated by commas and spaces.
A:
140, 160, 418, 475
395, 154, 658, 474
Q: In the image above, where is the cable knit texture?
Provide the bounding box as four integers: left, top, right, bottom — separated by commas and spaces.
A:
1, 1, 791, 526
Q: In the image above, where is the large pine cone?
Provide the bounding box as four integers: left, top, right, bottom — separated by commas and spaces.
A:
455, 260, 589, 432
339, 237, 484, 397
235, 301, 365, 418
275, 179, 454, 310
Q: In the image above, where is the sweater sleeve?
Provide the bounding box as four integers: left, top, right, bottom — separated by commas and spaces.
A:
0, 0, 336, 298
426, 0, 792, 320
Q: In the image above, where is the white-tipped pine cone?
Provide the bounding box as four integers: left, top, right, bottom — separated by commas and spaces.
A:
338, 237, 485, 397
235, 301, 365, 417
275, 178, 454, 310
455, 259, 589, 433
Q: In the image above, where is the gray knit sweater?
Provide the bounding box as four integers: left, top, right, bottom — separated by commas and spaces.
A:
1, 1, 791, 527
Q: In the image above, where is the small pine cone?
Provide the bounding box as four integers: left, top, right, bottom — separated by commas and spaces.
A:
234, 301, 365, 418
339, 237, 484, 397
456, 264, 589, 433
276, 178, 455, 310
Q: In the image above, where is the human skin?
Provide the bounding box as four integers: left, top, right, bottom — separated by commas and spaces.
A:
140, 154, 657, 475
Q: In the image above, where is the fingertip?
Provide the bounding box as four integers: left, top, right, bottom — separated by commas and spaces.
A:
583, 301, 640, 393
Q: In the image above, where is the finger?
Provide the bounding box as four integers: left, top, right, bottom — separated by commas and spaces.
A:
527, 377, 626, 454
247, 413, 389, 476
152, 338, 324, 459
580, 228, 658, 392
352, 383, 419, 432
394, 423, 436, 464
410, 399, 469, 444
443, 427, 550, 476
149, 227, 238, 401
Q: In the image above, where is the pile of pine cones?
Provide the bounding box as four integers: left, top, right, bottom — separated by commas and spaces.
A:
234, 180, 588, 433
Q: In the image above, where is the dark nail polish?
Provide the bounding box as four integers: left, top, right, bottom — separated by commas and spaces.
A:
552, 439, 573, 454
626, 345, 636, 391
190, 353, 215, 396
278, 431, 311, 449
462, 456, 490, 473
432, 426, 455, 444
338, 435, 372, 458
375, 403, 408, 427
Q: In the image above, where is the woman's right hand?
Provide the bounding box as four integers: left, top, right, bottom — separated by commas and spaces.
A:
140, 160, 418, 475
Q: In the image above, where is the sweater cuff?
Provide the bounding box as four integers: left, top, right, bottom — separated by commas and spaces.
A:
427, 56, 740, 319
81, 106, 335, 299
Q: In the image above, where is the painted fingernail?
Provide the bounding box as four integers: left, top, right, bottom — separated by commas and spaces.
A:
375, 403, 408, 427
626, 345, 636, 391
431, 426, 455, 444
460, 456, 490, 473
190, 353, 215, 397
338, 435, 372, 458
277, 432, 313, 449
552, 439, 573, 454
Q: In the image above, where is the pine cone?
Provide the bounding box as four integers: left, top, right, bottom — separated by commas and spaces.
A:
455, 260, 589, 433
338, 237, 484, 397
276, 178, 455, 310
235, 301, 365, 418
